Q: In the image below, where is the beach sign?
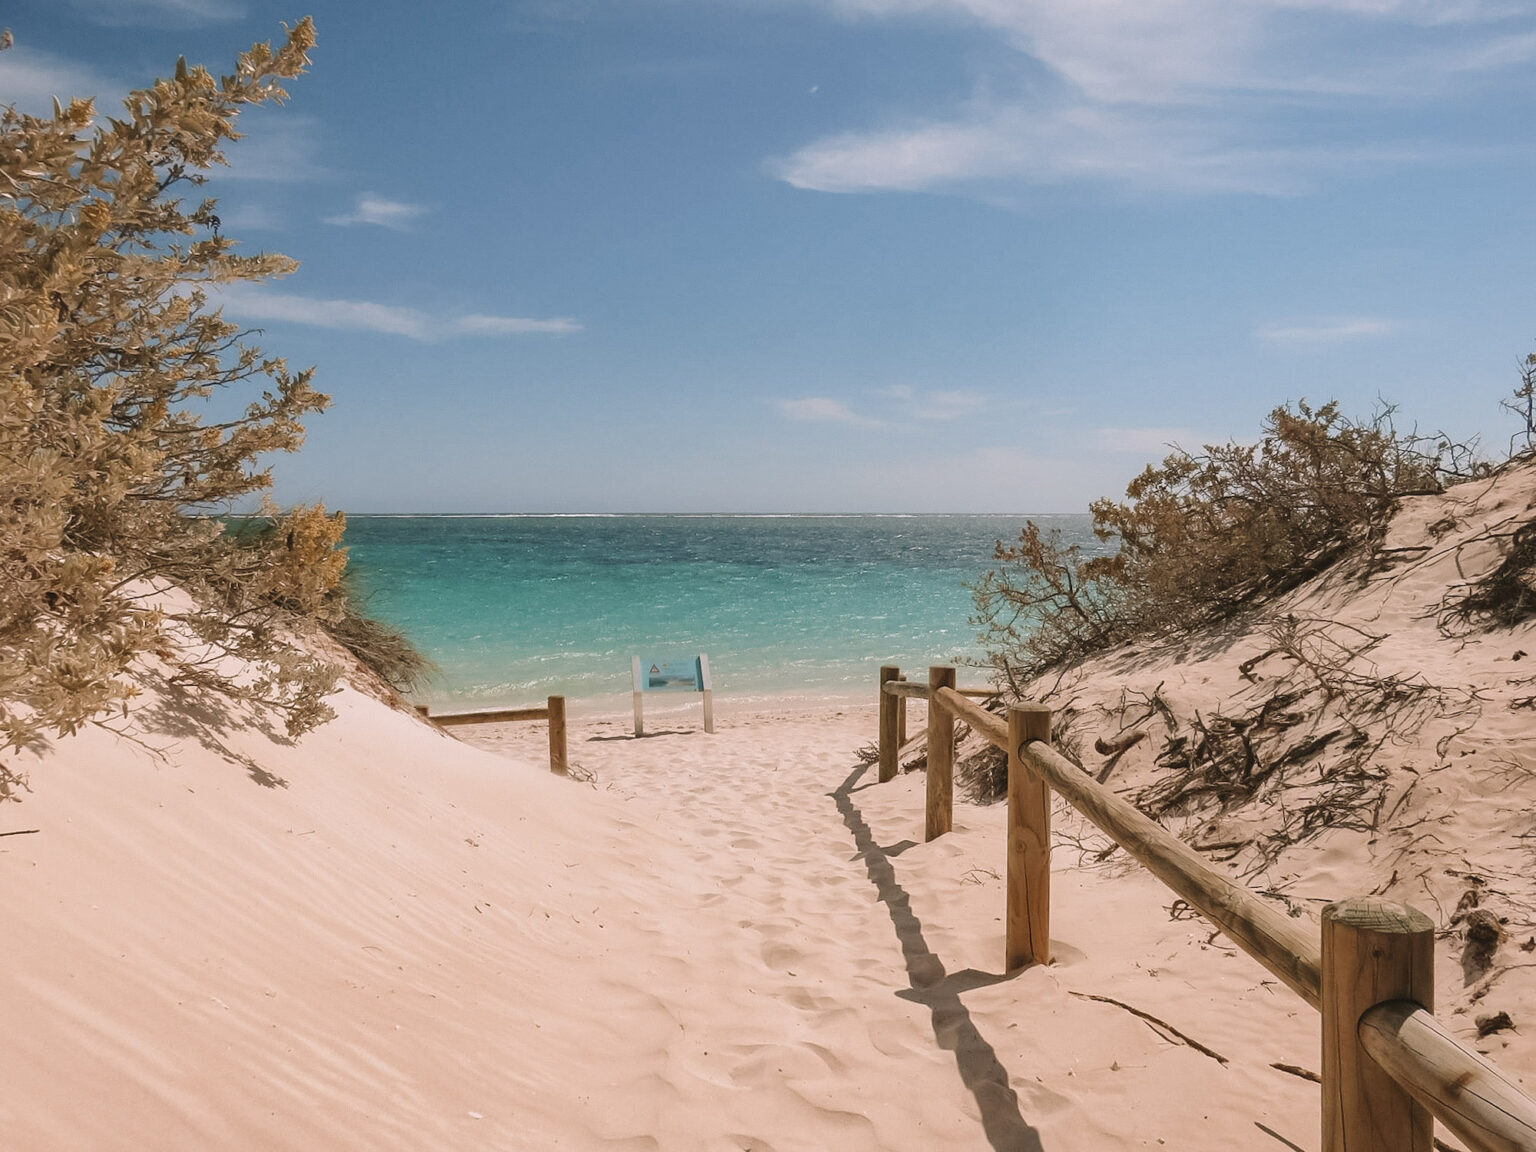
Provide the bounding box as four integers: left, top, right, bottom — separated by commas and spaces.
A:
631, 654, 714, 736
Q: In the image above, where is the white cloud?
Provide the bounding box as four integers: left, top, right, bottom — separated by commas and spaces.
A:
770, 0, 1536, 196
323, 193, 429, 230
215, 286, 582, 341
778, 397, 884, 426
774, 101, 1431, 195
1092, 426, 1194, 454
216, 114, 327, 183
1256, 316, 1396, 345
0, 47, 111, 113
453, 314, 583, 335
220, 288, 431, 339
66, 0, 244, 25
214, 203, 283, 233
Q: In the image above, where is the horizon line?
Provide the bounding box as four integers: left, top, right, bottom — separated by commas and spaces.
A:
338, 510, 1089, 519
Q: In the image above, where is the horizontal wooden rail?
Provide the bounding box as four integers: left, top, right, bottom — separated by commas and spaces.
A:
419, 696, 568, 775
1022, 728, 1324, 1007
931, 685, 1006, 742
429, 706, 550, 726
929, 682, 1323, 1005
887, 664, 1536, 1151
881, 681, 998, 700
1359, 1000, 1536, 1152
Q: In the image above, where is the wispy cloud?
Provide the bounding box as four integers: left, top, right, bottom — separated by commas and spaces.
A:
774, 102, 1434, 196
214, 203, 283, 233
215, 286, 581, 341
323, 193, 428, 230
453, 314, 583, 336
216, 114, 327, 183
0, 47, 111, 113
770, 0, 1536, 197
65, 0, 244, 26
778, 397, 884, 426
1256, 316, 1396, 345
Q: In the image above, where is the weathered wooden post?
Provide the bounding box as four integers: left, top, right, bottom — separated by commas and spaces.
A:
925, 665, 956, 841
1321, 897, 1435, 1152
897, 673, 908, 748
547, 695, 568, 775
879, 665, 900, 783
1007, 704, 1052, 970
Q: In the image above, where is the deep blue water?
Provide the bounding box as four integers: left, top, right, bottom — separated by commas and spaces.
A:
340, 514, 1097, 711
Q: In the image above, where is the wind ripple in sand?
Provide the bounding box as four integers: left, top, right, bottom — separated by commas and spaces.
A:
7, 690, 1326, 1150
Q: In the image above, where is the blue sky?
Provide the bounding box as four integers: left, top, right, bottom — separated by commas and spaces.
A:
7, 0, 1536, 512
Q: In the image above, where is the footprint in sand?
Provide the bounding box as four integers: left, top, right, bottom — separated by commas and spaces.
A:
759, 940, 804, 970
721, 1136, 777, 1152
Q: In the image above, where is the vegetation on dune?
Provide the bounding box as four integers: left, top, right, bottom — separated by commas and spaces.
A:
968, 384, 1536, 865
0, 20, 424, 798
974, 400, 1479, 693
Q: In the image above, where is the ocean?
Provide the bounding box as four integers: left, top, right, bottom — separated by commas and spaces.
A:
340, 514, 1100, 714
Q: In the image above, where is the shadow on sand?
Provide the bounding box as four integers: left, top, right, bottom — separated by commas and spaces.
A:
585, 729, 694, 742
108, 670, 294, 790
831, 763, 1045, 1152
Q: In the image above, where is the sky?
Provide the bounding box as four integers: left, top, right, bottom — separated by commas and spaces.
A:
7, 0, 1536, 512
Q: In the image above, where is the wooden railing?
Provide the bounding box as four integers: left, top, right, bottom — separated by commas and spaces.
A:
418, 695, 568, 775
878, 664, 1536, 1152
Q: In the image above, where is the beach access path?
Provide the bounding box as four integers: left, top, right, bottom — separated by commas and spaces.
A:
460, 703, 1324, 1152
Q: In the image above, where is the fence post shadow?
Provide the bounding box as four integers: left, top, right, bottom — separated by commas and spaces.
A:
831, 763, 1046, 1152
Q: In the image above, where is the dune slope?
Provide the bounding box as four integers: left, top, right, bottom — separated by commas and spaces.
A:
9, 463, 1536, 1149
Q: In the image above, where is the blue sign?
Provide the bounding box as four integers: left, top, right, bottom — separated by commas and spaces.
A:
631, 654, 714, 735
639, 656, 704, 692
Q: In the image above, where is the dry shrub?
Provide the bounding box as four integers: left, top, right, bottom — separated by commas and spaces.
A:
1448, 520, 1536, 628
322, 599, 435, 693
0, 22, 426, 796
957, 739, 1008, 804
975, 401, 1452, 687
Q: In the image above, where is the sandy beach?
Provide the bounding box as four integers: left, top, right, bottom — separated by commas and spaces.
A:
8, 464, 1536, 1150
14, 7, 1536, 1148
3, 685, 1328, 1151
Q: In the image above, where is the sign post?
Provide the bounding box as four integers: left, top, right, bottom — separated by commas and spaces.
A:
631, 654, 714, 736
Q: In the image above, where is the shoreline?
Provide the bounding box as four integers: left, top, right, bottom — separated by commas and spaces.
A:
413, 668, 999, 725
418, 683, 931, 724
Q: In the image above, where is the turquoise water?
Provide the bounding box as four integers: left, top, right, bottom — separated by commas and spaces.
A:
341, 515, 1097, 712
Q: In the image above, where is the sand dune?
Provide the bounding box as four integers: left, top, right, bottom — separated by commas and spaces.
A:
6, 684, 1325, 1150
10, 465, 1536, 1148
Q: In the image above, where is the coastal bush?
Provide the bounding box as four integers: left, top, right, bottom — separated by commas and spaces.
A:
0, 21, 419, 796
975, 401, 1453, 690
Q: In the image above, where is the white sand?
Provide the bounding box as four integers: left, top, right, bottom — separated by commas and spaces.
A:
8, 462, 1536, 1149
0, 684, 1326, 1150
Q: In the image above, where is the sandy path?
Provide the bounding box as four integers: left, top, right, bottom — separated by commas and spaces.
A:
4, 685, 1331, 1150
464, 702, 1324, 1152
463, 705, 1007, 1150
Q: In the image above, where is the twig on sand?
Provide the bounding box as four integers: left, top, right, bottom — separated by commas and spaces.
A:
1270, 1062, 1321, 1083
1068, 991, 1228, 1065
0, 828, 40, 837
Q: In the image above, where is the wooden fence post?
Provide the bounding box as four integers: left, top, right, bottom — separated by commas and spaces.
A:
1321, 897, 1435, 1152
547, 695, 568, 775
1007, 704, 1052, 970
925, 665, 956, 841
879, 665, 900, 783
897, 673, 908, 748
